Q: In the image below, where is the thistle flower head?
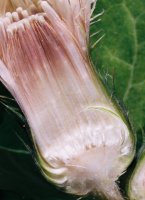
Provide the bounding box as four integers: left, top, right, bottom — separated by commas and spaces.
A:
0, 1, 135, 199
128, 149, 145, 200
0, 0, 38, 14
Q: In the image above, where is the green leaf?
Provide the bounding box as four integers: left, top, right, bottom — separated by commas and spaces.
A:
0, 0, 145, 199
91, 0, 145, 130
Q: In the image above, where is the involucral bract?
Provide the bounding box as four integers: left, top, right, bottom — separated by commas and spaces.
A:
0, 1, 135, 199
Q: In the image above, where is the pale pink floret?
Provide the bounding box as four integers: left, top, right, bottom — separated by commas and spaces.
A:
0, 1, 134, 199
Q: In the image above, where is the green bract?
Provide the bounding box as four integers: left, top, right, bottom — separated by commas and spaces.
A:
0, 1, 136, 200
128, 149, 145, 200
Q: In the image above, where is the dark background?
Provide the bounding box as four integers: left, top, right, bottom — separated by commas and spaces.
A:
0, 0, 145, 199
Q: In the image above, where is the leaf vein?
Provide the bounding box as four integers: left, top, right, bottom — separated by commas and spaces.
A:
122, 2, 138, 101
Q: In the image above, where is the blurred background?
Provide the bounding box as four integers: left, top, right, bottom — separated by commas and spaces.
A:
0, 0, 145, 199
